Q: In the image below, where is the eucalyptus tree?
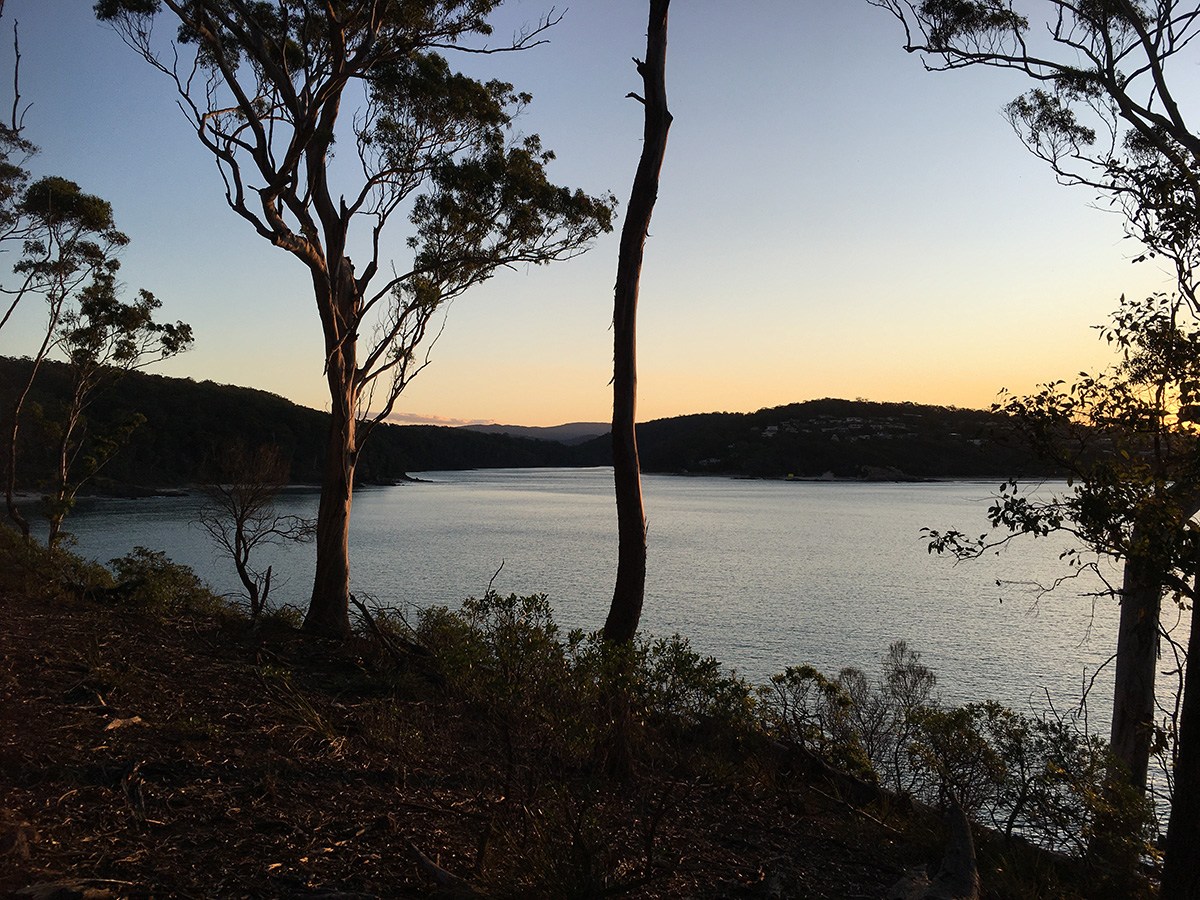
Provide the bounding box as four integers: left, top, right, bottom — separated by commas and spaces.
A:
605, 0, 671, 645
45, 271, 192, 547
869, 0, 1200, 797
925, 295, 1200, 893
4, 177, 129, 539
94, 0, 615, 638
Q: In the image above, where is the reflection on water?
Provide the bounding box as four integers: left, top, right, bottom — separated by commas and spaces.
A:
61, 469, 1181, 723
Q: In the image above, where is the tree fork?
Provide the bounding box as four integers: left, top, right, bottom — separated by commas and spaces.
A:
603, 0, 671, 644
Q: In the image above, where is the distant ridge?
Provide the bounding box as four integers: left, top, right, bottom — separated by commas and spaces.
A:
0, 356, 1054, 488
461, 422, 609, 446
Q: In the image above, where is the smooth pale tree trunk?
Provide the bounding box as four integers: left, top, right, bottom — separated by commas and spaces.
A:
1110, 548, 1163, 791
603, 0, 672, 645
303, 265, 358, 639
1160, 579, 1200, 899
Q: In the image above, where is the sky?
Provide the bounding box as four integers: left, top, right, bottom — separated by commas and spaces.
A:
0, 0, 1191, 427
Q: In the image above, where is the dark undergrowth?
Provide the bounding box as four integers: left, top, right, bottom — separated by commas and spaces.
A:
0, 525, 1156, 898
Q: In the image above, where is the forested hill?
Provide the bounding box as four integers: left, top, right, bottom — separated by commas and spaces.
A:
578, 398, 1050, 479
1, 357, 1049, 487
0, 357, 576, 489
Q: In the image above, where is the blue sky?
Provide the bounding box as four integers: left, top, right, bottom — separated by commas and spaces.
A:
0, 0, 1185, 425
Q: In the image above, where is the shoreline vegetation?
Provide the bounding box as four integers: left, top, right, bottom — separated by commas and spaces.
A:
0, 356, 1056, 497
0, 530, 1157, 898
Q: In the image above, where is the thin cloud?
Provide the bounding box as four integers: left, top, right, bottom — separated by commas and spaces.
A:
382, 411, 494, 427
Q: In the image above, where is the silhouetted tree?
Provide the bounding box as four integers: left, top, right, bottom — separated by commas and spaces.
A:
0, 10, 35, 335
198, 443, 315, 620
44, 271, 191, 546
926, 294, 1200, 893
4, 176, 128, 539
96, 0, 615, 638
870, 0, 1200, 802
604, 0, 671, 645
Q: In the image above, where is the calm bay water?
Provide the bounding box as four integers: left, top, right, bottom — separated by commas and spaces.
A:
60, 468, 1177, 720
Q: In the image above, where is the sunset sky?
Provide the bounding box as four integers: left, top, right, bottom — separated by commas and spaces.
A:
0, 0, 1186, 426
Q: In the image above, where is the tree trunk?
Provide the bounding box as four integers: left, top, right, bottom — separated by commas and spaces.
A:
603, 0, 672, 645
4, 400, 30, 539
1110, 548, 1162, 792
5, 338, 54, 540
46, 397, 83, 548
305, 392, 354, 638
303, 265, 358, 639
1160, 585, 1199, 899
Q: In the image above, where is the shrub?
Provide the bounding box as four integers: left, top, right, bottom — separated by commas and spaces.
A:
418, 591, 575, 706
640, 634, 754, 737
758, 664, 872, 778
0, 522, 113, 602
108, 546, 225, 616
761, 641, 1154, 883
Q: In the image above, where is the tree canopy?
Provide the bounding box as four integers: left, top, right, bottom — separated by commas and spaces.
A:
95, 0, 615, 636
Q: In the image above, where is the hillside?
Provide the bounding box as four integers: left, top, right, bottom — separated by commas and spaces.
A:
461, 421, 609, 445
0, 533, 1134, 899
0, 357, 576, 489
581, 398, 1049, 479
1, 357, 1050, 489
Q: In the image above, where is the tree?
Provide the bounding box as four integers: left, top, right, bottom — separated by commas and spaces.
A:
868, 0, 1200, 795
96, 0, 615, 639
603, 0, 671, 645
4, 176, 129, 539
43, 269, 192, 546
925, 295, 1200, 894
198, 442, 315, 620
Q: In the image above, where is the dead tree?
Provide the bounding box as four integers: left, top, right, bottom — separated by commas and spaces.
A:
604, 0, 672, 644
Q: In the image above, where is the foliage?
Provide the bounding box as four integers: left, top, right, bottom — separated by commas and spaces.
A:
759, 641, 936, 788
0, 355, 582, 489
3, 175, 131, 539
96, 0, 616, 636
0, 520, 111, 602
910, 701, 1156, 882
576, 397, 1047, 478
41, 271, 192, 546
413, 591, 755, 773
758, 664, 869, 775
637, 633, 755, 738
760, 643, 1154, 873
868, 0, 1200, 277
926, 295, 1200, 576
107, 546, 225, 617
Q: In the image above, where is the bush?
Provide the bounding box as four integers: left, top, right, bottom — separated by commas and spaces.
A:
758, 664, 873, 778
0, 522, 112, 601
640, 634, 755, 737
761, 641, 1155, 882
108, 546, 226, 616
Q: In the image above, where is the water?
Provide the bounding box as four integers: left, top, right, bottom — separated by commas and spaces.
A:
58, 468, 1171, 722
